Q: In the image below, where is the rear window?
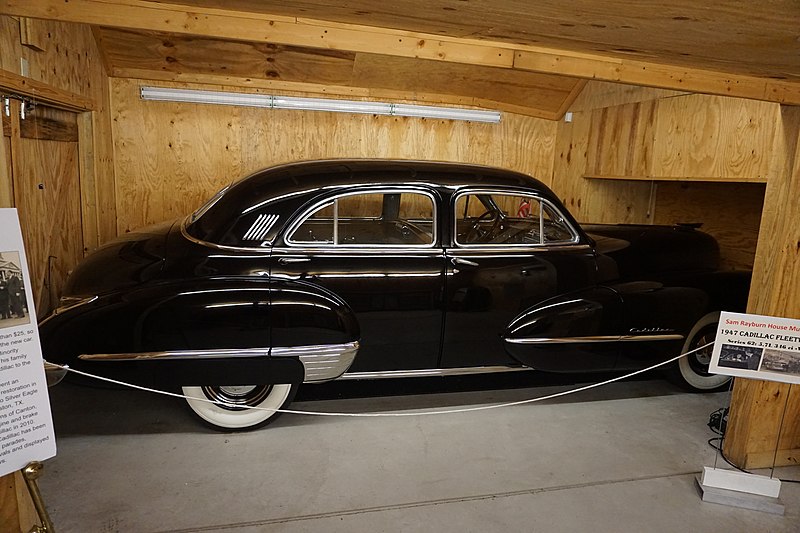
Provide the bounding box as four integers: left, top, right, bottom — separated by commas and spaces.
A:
185, 180, 303, 247
287, 190, 436, 247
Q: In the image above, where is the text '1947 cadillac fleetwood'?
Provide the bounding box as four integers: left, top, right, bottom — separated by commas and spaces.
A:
40, 160, 749, 429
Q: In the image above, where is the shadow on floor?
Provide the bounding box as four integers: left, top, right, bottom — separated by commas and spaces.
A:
47, 367, 694, 437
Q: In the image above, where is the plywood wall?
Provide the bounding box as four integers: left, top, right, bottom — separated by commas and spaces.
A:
110, 77, 558, 233
0, 15, 115, 245
561, 82, 777, 269
651, 96, 779, 181
0, 15, 115, 316
0, 16, 102, 100
584, 94, 780, 182
552, 82, 657, 225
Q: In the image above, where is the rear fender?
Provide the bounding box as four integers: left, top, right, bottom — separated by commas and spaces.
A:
39, 278, 359, 386
611, 272, 751, 369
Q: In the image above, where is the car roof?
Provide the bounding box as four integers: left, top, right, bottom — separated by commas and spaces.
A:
234, 159, 550, 196
187, 159, 581, 247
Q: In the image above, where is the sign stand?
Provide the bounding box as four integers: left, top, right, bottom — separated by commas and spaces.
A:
696, 310, 800, 514
695, 388, 787, 515
20, 461, 55, 533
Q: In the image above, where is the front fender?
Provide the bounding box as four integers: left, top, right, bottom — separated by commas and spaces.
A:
503, 286, 624, 372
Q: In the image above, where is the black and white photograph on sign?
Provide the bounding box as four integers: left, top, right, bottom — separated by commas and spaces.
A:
761, 348, 800, 375
718, 343, 763, 370
711, 311, 800, 386
0, 251, 30, 330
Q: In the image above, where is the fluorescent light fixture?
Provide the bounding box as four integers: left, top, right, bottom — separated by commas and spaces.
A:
140, 86, 501, 123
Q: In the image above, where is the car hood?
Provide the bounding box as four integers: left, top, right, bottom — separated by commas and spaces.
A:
61, 220, 176, 297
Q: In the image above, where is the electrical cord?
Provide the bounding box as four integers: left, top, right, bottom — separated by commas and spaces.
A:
706, 409, 800, 484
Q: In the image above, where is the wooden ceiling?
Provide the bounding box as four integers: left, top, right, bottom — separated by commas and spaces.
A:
2, 0, 799, 116
170, 0, 800, 82
93, 27, 585, 119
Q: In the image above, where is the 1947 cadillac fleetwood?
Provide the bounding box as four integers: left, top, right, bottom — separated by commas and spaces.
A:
40, 160, 749, 429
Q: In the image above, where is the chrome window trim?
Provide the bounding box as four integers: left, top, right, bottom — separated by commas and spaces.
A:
242, 213, 280, 241
271, 246, 445, 256
504, 334, 685, 345
181, 219, 273, 253
284, 187, 438, 249
452, 188, 581, 249
188, 184, 230, 223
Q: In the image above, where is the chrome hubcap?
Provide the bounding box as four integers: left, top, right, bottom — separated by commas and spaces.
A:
688, 330, 716, 376
201, 384, 273, 411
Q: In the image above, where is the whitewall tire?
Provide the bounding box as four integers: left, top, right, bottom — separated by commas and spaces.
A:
182, 383, 297, 430
673, 312, 731, 391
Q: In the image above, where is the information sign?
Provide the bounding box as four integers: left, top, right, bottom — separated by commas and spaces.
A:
710, 311, 800, 385
0, 209, 56, 476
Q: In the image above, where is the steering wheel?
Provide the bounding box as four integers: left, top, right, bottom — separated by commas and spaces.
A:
466, 210, 501, 242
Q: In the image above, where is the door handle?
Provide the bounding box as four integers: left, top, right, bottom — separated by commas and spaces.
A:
278, 257, 311, 264
521, 265, 546, 276
451, 257, 479, 267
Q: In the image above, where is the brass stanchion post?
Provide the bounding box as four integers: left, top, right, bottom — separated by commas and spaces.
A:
20, 462, 54, 533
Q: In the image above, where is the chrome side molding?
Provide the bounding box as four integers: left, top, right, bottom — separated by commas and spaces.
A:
80, 348, 271, 361
78, 341, 360, 383
340, 365, 532, 380
505, 334, 684, 345
273, 342, 360, 382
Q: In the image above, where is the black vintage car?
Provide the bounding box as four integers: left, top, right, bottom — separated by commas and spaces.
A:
40, 160, 748, 429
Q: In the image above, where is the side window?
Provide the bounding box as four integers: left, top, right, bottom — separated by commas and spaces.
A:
454, 192, 576, 245
289, 191, 435, 246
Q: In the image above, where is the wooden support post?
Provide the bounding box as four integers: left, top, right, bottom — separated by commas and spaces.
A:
725, 105, 800, 469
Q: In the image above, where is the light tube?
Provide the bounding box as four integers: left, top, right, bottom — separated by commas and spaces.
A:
393, 103, 501, 123
140, 86, 501, 123
271, 95, 391, 115
140, 87, 275, 108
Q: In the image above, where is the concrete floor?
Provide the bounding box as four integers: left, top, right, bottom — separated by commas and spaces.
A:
39, 377, 800, 532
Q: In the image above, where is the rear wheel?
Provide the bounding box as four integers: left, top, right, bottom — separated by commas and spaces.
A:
671, 312, 731, 392
182, 383, 298, 430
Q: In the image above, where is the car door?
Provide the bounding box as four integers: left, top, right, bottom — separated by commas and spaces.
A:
440, 189, 613, 370
271, 186, 446, 373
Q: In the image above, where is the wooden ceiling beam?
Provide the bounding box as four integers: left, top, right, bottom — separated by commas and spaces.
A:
0, 0, 513, 67
0, 69, 94, 111
2, 0, 800, 105
514, 51, 800, 107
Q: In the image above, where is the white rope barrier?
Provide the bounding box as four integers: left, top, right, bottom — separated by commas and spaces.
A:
48, 342, 713, 418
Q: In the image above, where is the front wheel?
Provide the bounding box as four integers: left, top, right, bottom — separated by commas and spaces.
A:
182, 383, 298, 430
670, 312, 731, 392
